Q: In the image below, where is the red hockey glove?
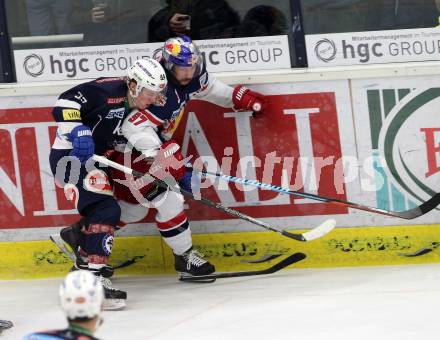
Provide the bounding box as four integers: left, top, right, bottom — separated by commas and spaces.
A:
232, 85, 267, 115
149, 140, 186, 181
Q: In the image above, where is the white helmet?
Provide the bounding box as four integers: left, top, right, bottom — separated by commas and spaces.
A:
59, 270, 104, 320
127, 58, 167, 97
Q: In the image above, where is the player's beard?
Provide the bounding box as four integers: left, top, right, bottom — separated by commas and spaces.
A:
179, 78, 192, 86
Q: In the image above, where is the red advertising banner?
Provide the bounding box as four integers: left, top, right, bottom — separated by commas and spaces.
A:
0, 91, 348, 229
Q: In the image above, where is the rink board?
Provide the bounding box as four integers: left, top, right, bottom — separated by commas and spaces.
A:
1, 71, 440, 281
1, 77, 440, 237
1, 224, 440, 279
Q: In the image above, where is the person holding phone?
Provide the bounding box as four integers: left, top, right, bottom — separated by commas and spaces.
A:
169, 13, 191, 34
72, 0, 151, 45
148, 0, 240, 42
91, 0, 108, 24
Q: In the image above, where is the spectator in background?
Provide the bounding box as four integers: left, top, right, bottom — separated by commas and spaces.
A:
4, 1, 29, 40
236, 5, 288, 37
72, 0, 154, 46
436, 0, 440, 26
302, 0, 377, 34
148, 0, 240, 42
25, 0, 74, 36
377, 0, 439, 30
303, 0, 440, 34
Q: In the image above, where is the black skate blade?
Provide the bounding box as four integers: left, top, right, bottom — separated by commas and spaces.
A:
179, 252, 306, 282
178, 272, 216, 283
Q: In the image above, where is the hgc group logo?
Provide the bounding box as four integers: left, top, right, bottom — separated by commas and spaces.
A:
23, 54, 45, 77
314, 38, 337, 63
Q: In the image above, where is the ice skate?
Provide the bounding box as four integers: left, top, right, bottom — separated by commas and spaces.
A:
90, 267, 127, 311
175, 247, 215, 282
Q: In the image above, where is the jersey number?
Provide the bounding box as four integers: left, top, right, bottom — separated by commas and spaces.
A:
128, 111, 148, 126
74, 91, 87, 104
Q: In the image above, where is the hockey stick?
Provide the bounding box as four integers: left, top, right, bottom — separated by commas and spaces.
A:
398, 242, 440, 257
0, 319, 13, 336
0, 320, 13, 332
187, 166, 440, 220
50, 234, 77, 262
179, 252, 306, 282
93, 155, 336, 242
50, 234, 143, 270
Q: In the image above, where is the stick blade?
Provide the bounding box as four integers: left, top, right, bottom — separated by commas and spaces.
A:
419, 193, 440, 215
392, 193, 440, 219
266, 252, 306, 273
399, 248, 433, 257
179, 252, 306, 281
302, 219, 336, 241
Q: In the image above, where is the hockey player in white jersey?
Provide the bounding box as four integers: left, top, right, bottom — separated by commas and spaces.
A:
110, 35, 268, 278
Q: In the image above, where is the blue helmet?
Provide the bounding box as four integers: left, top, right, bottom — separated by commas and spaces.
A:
161, 35, 202, 72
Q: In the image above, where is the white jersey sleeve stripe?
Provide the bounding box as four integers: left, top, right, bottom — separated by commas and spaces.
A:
52, 122, 82, 149
55, 99, 82, 110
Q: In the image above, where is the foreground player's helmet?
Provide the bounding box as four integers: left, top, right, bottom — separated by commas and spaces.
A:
161, 35, 203, 72
127, 58, 167, 97
59, 270, 104, 320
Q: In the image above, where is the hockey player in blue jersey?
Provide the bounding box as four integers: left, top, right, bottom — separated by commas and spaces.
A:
49, 57, 168, 309
23, 270, 105, 340
109, 35, 268, 279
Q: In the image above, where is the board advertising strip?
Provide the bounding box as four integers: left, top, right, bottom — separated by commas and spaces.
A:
14, 36, 291, 82
1, 224, 440, 279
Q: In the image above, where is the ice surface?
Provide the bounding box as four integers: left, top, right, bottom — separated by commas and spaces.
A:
2, 263, 440, 339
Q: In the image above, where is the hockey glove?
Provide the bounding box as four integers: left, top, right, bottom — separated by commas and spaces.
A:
69, 125, 94, 165
179, 170, 192, 192
149, 140, 187, 182
232, 85, 267, 116
178, 163, 202, 193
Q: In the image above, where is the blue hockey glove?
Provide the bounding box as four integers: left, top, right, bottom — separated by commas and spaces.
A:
69, 125, 94, 165
179, 170, 192, 192
179, 166, 201, 194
